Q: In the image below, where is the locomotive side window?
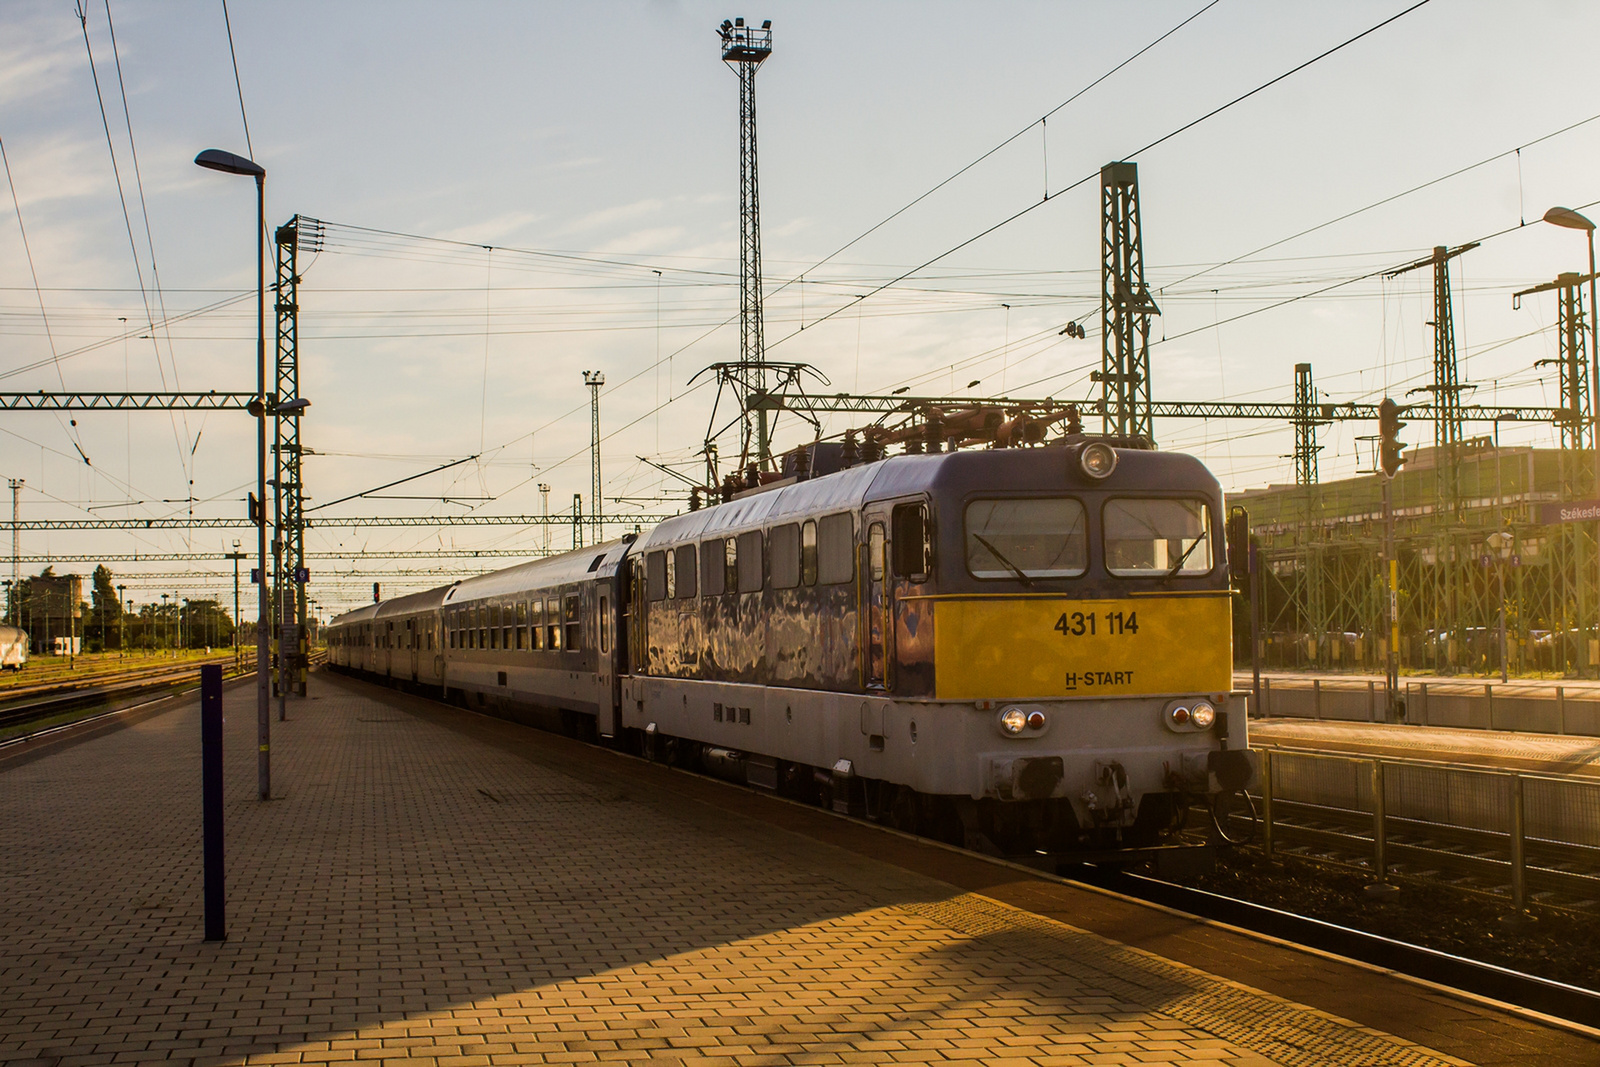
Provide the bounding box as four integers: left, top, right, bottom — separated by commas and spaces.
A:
869, 523, 885, 581
818, 513, 854, 585
770, 523, 801, 589
646, 551, 667, 601
724, 537, 739, 593
674, 544, 698, 599
965, 498, 1087, 580
800, 520, 818, 586
666, 547, 677, 598
736, 531, 763, 592
891, 502, 931, 579
1104, 498, 1213, 577
563, 593, 581, 650
700, 540, 726, 596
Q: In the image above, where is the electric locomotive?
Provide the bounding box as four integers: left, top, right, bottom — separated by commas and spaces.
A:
327, 436, 1255, 858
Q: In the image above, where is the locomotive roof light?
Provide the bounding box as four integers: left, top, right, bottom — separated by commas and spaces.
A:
1078, 441, 1117, 479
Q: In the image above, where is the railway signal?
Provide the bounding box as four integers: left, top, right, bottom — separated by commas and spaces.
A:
1378, 398, 1407, 478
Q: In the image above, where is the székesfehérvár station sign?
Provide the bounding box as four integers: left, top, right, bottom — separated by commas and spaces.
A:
1542, 499, 1600, 524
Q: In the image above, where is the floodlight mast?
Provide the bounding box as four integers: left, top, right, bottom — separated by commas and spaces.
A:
720, 17, 774, 472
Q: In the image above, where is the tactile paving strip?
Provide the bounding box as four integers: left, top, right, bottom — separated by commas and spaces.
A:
899, 894, 1469, 1067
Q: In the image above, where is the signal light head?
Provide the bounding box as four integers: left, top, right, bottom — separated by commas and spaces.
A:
1377, 397, 1407, 478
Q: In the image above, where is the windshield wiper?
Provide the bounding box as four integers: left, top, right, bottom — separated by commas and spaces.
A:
1164, 530, 1209, 578
974, 534, 1034, 588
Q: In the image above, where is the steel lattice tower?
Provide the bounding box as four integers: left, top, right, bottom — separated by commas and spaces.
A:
1099, 162, 1160, 441
274, 215, 322, 697
1387, 242, 1476, 518
583, 370, 604, 544
721, 17, 773, 467
1291, 362, 1322, 487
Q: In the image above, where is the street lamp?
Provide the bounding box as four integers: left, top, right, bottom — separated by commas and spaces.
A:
1544, 206, 1600, 676
195, 146, 271, 800
1487, 531, 1515, 683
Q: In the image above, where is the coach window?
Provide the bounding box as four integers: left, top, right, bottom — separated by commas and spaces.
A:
529, 600, 543, 650
513, 602, 525, 649
600, 595, 610, 654
447, 613, 456, 649
701, 539, 726, 596
501, 605, 513, 650
675, 544, 698, 599
563, 593, 581, 650
891, 501, 931, 579
478, 606, 489, 650
800, 520, 819, 586
646, 551, 667, 601
723, 536, 739, 593
818, 513, 854, 585
489, 605, 501, 649
547, 597, 561, 650
770, 523, 800, 589
1104, 498, 1213, 577
736, 530, 762, 592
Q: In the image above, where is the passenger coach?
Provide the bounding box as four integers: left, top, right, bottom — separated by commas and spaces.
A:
328, 437, 1256, 858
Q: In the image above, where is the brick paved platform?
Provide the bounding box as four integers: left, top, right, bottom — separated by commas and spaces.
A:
0, 674, 1590, 1066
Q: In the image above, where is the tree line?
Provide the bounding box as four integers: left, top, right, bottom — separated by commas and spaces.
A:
8, 564, 239, 652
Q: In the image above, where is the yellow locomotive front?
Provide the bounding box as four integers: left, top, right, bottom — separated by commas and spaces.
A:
880, 440, 1254, 852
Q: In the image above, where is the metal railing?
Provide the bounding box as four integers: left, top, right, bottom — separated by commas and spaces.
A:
1254, 676, 1600, 737
1251, 747, 1600, 912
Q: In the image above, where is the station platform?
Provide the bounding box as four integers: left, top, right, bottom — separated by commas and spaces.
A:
1250, 718, 1600, 778
1, 675, 1592, 1066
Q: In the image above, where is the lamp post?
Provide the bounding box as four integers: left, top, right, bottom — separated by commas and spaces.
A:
1544, 207, 1600, 676
1487, 530, 1514, 683
116, 584, 125, 655
227, 541, 244, 671
195, 147, 271, 800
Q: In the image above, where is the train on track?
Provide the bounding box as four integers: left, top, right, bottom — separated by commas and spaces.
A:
327, 437, 1256, 858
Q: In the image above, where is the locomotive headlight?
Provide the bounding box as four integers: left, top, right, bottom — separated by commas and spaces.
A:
999, 707, 1028, 735
1079, 441, 1117, 479
1189, 701, 1217, 729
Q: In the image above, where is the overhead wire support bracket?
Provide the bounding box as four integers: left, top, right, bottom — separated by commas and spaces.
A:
0, 392, 255, 410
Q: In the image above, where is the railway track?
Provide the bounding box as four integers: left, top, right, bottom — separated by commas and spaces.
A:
0, 656, 259, 743
1241, 795, 1600, 910
1064, 863, 1600, 1029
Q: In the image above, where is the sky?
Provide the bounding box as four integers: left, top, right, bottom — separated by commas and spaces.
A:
3, 0, 1600, 614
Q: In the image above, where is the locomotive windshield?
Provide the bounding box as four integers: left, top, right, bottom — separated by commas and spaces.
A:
1104, 498, 1212, 577
964, 498, 1087, 579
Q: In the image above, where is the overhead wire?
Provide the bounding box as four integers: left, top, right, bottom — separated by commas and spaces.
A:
763, 0, 1437, 354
